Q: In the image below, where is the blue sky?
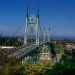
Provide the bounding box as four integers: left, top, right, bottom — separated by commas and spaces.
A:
0, 0, 75, 36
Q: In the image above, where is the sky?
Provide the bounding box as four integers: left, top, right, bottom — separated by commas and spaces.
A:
0, 0, 75, 37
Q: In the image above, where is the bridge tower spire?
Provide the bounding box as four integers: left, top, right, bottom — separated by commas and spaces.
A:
24, 6, 39, 47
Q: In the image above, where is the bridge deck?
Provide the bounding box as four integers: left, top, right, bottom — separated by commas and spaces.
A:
8, 42, 50, 60
8, 44, 36, 59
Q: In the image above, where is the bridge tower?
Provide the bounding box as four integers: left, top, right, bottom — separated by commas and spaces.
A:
24, 8, 39, 47
40, 26, 51, 61
43, 26, 50, 42
48, 25, 51, 42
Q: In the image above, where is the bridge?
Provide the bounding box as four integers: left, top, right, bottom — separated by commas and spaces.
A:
7, 8, 55, 63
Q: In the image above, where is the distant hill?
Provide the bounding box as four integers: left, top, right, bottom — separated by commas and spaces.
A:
0, 36, 75, 40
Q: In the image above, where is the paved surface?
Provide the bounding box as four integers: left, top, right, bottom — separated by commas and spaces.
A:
8, 44, 36, 59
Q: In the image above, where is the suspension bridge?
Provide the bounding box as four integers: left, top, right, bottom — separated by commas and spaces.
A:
5, 8, 56, 63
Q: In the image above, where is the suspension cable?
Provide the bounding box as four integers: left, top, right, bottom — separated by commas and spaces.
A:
2, 19, 25, 46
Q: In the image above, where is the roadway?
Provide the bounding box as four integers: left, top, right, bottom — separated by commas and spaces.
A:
8, 42, 50, 60
8, 44, 36, 60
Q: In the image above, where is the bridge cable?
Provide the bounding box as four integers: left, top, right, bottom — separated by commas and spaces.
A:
2, 19, 25, 46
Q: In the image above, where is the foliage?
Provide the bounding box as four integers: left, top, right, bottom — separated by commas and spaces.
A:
0, 43, 75, 75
